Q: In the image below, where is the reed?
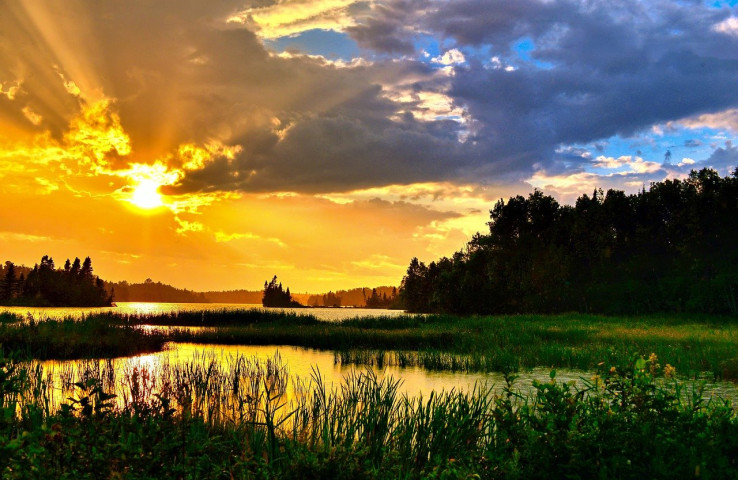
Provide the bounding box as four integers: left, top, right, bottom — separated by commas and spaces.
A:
5, 309, 738, 376
1, 352, 737, 479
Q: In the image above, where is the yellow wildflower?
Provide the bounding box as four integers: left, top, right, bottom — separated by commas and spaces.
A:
648, 353, 660, 375
664, 364, 676, 379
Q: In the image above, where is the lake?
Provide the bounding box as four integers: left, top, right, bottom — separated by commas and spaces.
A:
5, 302, 738, 406
1, 301, 408, 322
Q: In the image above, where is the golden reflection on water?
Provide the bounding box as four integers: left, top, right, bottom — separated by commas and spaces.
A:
33, 343, 738, 421
0, 302, 410, 322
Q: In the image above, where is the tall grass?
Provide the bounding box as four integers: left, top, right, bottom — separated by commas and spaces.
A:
1, 352, 737, 478
0, 315, 166, 359
5, 310, 738, 376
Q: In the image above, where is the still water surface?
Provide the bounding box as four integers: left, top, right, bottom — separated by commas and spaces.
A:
5, 302, 738, 403
40, 343, 738, 409
1, 301, 407, 322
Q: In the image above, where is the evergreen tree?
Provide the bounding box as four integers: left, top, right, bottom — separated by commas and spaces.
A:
1, 261, 16, 301
262, 275, 300, 307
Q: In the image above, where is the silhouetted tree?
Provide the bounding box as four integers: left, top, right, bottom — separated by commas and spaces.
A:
262, 275, 301, 307
401, 167, 738, 315
1, 262, 16, 301
1, 255, 112, 307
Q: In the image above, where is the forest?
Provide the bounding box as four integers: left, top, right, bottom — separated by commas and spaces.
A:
401, 168, 738, 315
0, 255, 112, 307
306, 286, 399, 308
105, 279, 209, 303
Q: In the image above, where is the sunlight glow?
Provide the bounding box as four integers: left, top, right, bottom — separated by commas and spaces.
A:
120, 162, 181, 211
130, 179, 164, 209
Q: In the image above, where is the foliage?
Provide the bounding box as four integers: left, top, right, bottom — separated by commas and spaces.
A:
262, 276, 303, 308
0, 352, 737, 479
401, 168, 738, 315
0, 256, 112, 307
0, 315, 166, 360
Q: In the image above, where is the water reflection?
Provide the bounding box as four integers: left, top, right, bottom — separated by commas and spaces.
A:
1, 302, 408, 323
36, 343, 738, 417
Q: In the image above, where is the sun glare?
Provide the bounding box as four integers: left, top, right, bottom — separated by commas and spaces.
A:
130, 180, 164, 209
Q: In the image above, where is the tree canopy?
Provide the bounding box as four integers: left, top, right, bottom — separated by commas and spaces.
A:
400, 168, 738, 315
0, 256, 113, 307
262, 276, 302, 308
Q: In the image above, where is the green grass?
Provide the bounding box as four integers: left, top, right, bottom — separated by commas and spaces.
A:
4, 310, 738, 377
1, 352, 737, 479
0, 314, 166, 360
162, 312, 738, 377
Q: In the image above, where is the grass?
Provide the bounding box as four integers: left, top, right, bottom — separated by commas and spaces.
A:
1, 352, 737, 479
0, 314, 166, 360
4, 309, 738, 377
163, 311, 738, 377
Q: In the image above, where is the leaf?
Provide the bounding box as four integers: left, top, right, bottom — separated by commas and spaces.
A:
635, 358, 647, 370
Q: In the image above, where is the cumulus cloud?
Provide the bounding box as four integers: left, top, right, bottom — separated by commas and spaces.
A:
679, 109, 738, 132
713, 16, 738, 37
432, 49, 466, 66
0, 0, 737, 200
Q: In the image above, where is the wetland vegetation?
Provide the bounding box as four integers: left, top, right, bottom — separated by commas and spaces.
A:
2, 349, 738, 479
2, 309, 738, 380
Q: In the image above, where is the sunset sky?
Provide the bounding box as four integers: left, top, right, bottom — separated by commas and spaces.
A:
1, 0, 737, 292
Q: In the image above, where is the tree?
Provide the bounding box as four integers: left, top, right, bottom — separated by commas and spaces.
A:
1, 261, 16, 301
262, 275, 300, 307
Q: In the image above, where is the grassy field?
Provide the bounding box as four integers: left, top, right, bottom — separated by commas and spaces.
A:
2, 309, 738, 377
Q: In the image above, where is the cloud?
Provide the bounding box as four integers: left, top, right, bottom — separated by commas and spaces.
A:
592, 155, 661, 174
679, 109, 738, 132
228, 0, 363, 39
432, 49, 466, 66
713, 16, 738, 37
1, 0, 737, 199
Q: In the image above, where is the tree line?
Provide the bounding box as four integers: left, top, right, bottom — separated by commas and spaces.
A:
307, 286, 399, 308
105, 279, 208, 303
1, 256, 112, 307
401, 168, 738, 315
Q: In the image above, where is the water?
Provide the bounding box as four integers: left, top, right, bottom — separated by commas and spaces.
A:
0, 301, 408, 323
5, 302, 738, 406
38, 343, 738, 408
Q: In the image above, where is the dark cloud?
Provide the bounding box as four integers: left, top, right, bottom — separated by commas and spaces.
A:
703, 142, 738, 172
0, 0, 736, 195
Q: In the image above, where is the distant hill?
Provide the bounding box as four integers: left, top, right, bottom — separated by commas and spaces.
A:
106, 279, 208, 303
306, 286, 399, 308
79, 275, 399, 308
200, 290, 262, 304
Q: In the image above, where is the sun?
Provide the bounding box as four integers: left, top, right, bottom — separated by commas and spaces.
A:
129, 179, 164, 209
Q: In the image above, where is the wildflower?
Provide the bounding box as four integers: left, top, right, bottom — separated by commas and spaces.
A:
609, 366, 617, 374
664, 364, 676, 379
591, 374, 602, 388
648, 353, 660, 375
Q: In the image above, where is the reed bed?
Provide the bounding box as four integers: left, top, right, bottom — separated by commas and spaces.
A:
0, 315, 166, 359
1, 352, 737, 479
4, 309, 738, 377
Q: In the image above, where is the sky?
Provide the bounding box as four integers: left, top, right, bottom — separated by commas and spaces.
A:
0, 0, 737, 293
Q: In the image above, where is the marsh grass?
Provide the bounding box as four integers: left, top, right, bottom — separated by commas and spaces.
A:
4, 310, 738, 377
1, 352, 738, 479
0, 315, 166, 360
165, 311, 738, 377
